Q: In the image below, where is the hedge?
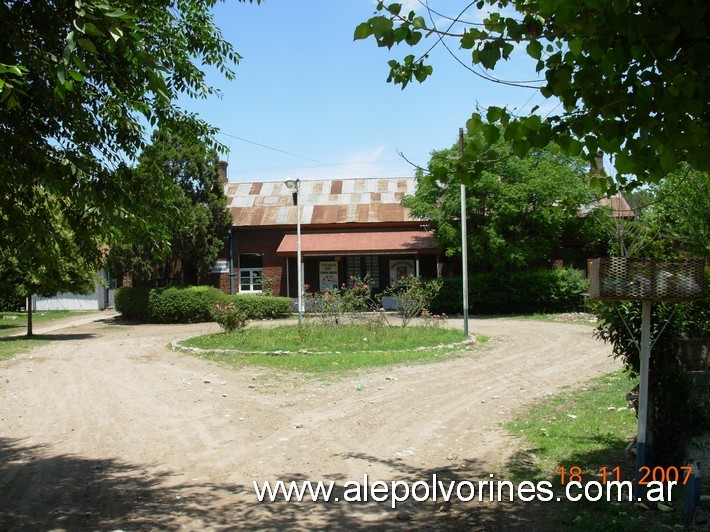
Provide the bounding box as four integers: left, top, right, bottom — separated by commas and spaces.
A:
224, 294, 292, 320
430, 268, 589, 315
149, 286, 227, 324
114, 286, 292, 323
114, 286, 152, 322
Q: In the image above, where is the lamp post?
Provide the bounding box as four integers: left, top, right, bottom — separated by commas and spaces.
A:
285, 179, 303, 325
459, 128, 469, 337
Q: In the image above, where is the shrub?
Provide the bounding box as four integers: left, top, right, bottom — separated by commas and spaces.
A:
384, 276, 443, 327
303, 276, 375, 325
0, 294, 24, 312
115, 286, 292, 323
149, 286, 227, 324
114, 286, 152, 321
115, 285, 226, 323
225, 294, 292, 320
212, 303, 248, 332
431, 268, 588, 315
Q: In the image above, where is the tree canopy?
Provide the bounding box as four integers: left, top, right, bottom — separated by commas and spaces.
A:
107, 128, 232, 285
404, 129, 603, 272
355, 0, 709, 192
1, 0, 255, 294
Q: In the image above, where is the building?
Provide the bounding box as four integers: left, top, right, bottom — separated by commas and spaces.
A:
213, 172, 441, 298
31, 270, 115, 311
212, 161, 635, 298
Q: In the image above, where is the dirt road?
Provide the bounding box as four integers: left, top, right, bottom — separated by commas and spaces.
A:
0, 315, 620, 530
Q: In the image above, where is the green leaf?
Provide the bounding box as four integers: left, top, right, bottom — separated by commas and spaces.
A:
105, 8, 127, 17
486, 106, 505, 123
522, 114, 542, 132
568, 38, 583, 57
387, 3, 401, 15
614, 152, 635, 175
475, 43, 501, 69
108, 25, 124, 41
77, 38, 98, 54
482, 123, 500, 144
526, 40, 543, 60
659, 149, 678, 172
501, 42, 514, 59
411, 16, 427, 29
353, 22, 373, 40
511, 138, 531, 158
66, 30, 77, 52
405, 30, 422, 46
68, 70, 84, 82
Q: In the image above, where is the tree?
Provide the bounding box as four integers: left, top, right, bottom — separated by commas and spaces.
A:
0, 0, 256, 290
0, 192, 99, 335
107, 128, 232, 286
355, 1, 710, 191
588, 167, 709, 259
404, 129, 600, 272
654, 166, 710, 258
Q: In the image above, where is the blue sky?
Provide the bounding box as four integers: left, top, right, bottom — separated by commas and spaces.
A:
183, 0, 548, 183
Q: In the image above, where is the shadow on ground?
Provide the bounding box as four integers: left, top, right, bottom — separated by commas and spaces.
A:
0, 438, 540, 530
0, 333, 97, 342
0, 437, 244, 530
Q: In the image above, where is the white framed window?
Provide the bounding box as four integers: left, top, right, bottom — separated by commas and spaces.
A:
239, 254, 263, 293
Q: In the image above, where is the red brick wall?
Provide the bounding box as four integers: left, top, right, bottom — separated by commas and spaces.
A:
232, 229, 288, 297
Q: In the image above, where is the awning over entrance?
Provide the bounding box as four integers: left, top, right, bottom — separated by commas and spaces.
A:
276, 230, 438, 256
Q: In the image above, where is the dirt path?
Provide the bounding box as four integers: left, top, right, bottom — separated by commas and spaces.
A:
0, 316, 620, 530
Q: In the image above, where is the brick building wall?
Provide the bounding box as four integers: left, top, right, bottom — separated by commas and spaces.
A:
231, 228, 289, 297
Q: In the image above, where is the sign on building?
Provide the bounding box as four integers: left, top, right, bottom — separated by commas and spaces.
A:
319, 261, 339, 291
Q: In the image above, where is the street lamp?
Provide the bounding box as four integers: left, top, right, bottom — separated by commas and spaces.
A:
285, 178, 303, 325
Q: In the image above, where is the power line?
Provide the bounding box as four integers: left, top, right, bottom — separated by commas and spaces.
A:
217, 131, 387, 178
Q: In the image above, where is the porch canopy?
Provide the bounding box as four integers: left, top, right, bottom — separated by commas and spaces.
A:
276, 230, 438, 256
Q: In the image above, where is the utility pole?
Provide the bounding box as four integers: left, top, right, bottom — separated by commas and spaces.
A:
460, 128, 469, 337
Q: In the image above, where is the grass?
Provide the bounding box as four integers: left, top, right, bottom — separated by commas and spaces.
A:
0, 310, 83, 336
504, 371, 687, 530
0, 336, 51, 361
0, 310, 92, 360
180, 322, 480, 373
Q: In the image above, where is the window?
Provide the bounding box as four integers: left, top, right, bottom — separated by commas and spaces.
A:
239, 254, 263, 293
345, 256, 379, 289
364, 257, 380, 289
345, 256, 359, 287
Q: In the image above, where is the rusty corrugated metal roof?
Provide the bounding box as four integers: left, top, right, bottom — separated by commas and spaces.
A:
226, 177, 418, 227
579, 194, 635, 218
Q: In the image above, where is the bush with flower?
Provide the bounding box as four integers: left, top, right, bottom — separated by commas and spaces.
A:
420, 307, 448, 327
385, 276, 443, 327
303, 276, 375, 324
212, 303, 248, 333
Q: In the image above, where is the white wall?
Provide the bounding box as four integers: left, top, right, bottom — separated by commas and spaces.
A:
32, 271, 113, 311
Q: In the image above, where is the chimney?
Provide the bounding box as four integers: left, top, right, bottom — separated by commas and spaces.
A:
593, 150, 604, 175
217, 160, 228, 186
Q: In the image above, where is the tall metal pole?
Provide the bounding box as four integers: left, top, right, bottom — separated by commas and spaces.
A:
296, 186, 303, 325
285, 179, 304, 325
460, 128, 469, 337
635, 299, 652, 497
